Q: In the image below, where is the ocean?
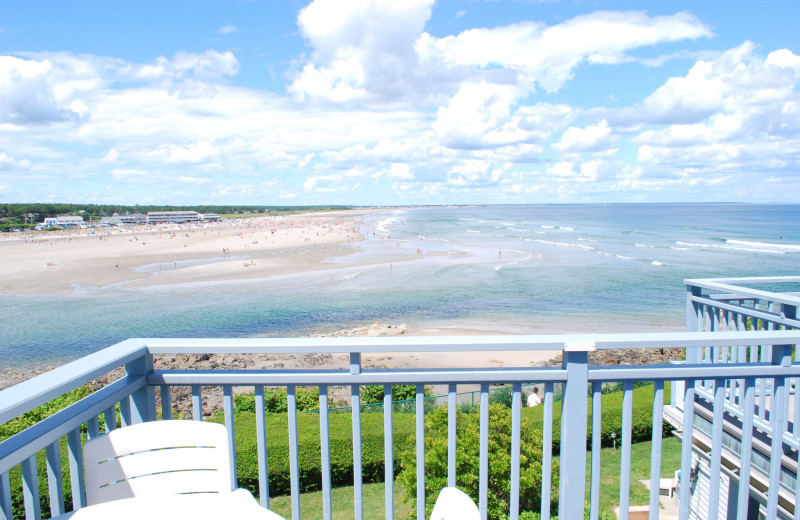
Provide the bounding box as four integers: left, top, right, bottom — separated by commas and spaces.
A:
1, 204, 798, 370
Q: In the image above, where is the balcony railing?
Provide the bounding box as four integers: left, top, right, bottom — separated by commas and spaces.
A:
1, 276, 799, 520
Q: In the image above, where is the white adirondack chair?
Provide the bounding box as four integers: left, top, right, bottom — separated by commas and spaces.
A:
82, 420, 235, 506
429, 487, 480, 520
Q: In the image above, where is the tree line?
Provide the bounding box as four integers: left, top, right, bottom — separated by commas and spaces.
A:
0, 203, 353, 222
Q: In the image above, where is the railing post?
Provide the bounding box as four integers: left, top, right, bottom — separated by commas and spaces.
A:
125, 350, 155, 424
558, 343, 591, 519
686, 283, 703, 359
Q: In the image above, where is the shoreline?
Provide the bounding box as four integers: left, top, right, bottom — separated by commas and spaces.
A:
0, 210, 389, 296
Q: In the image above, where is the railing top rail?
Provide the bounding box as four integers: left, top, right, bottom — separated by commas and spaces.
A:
140, 330, 799, 353
0, 338, 148, 426
686, 276, 800, 306
3, 330, 798, 427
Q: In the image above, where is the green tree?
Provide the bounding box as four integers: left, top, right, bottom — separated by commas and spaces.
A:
399, 404, 558, 519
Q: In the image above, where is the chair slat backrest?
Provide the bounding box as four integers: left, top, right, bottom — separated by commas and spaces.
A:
83, 420, 233, 505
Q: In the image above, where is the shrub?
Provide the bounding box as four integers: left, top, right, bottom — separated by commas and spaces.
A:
361, 384, 431, 405
233, 387, 326, 413
523, 382, 674, 452
221, 411, 416, 498
398, 404, 559, 520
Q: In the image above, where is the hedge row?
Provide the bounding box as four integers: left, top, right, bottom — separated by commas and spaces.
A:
523, 381, 674, 452
213, 411, 417, 498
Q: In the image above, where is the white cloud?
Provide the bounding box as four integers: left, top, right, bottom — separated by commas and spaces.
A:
630, 43, 800, 181
218, 25, 238, 35
145, 141, 220, 165
0, 56, 84, 125
290, 6, 711, 108
553, 119, 615, 153
374, 163, 415, 180
0, 152, 31, 170
290, 0, 434, 103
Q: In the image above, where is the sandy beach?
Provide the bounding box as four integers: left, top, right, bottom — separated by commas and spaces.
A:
0, 210, 560, 383
0, 211, 378, 295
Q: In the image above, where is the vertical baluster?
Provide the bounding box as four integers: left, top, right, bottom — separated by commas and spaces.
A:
767, 340, 790, 520
0, 472, 10, 520
678, 380, 696, 519
648, 381, 664, 520
708, 379, 726, 519
119, 397, 131, 427
759, 343, 768, 422
21, 455, 40, 520
46, 440, 65, 517
590, 382, 602, 520
86, 416, 100, 439
255, 386, 270, 509
510, 383, 521, 520
321, 386, 334, 519
448, 384, 457, 488
352, 384, 363, 520
67, 427, 86, 509
288, 385, 301, 520
126, 353, 155, 424
416, 384, 426, 520
383, 385, 393, 520
160, 385, 172, 420
737, 378, 755, 520
103, 405, 116, 432
223, 385, 237, 489
737, 318, 746, 408
619, 381, 633, 520
192, 385, 203, 421
794, 377, 800, 442
540, 382, 554, 520
479, 383, 489, 520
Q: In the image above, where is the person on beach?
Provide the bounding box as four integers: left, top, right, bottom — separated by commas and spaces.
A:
527, 387, 541, 407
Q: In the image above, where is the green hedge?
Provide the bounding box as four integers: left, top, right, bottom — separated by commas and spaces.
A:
522, 382, 673, 452
213, 411, 416, 498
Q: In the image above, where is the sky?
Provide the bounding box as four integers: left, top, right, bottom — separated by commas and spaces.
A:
1, 1, 799, 206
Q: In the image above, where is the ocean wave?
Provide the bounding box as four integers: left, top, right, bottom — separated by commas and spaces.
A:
726, 239, 800, 252
535, 239, 594, 251
467, 229, 481, 234
651, 261, 664, 266
676, 240, 787, 254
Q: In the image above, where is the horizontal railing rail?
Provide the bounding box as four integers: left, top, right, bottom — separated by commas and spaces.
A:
2, 330, 800, 520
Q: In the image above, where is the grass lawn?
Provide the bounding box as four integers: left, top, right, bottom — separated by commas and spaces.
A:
267, 482, 413, 520
587, 436, 682, 517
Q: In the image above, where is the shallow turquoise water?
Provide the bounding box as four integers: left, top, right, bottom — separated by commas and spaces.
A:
2, 204, 798, 369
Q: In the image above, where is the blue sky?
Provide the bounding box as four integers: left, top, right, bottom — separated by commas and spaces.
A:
1, 1, 799, 206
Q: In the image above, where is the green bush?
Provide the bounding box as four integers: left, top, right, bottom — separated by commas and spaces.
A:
524, 382, 673, 452
233, 387, 326, 413
399, 404, 559, 520
218, 411, 416, 498
360, 384, 431, 405
489, 385, 513, 408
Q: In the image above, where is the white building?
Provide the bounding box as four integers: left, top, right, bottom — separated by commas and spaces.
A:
146, 211, 203, 224
43, 215, 84, 228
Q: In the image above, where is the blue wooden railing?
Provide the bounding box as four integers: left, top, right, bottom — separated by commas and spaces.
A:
1, 276, 799, 520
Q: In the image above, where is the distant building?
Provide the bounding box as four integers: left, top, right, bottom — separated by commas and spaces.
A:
146, 211, 204, 224
202, 214, 220, 222
43, 215, 84, 228
115, 213, 148, 225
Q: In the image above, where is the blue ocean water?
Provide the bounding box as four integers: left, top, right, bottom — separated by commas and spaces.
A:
1, 204, 798, 370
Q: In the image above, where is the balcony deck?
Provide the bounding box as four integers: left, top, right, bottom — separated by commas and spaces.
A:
1, 276, 799, 520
